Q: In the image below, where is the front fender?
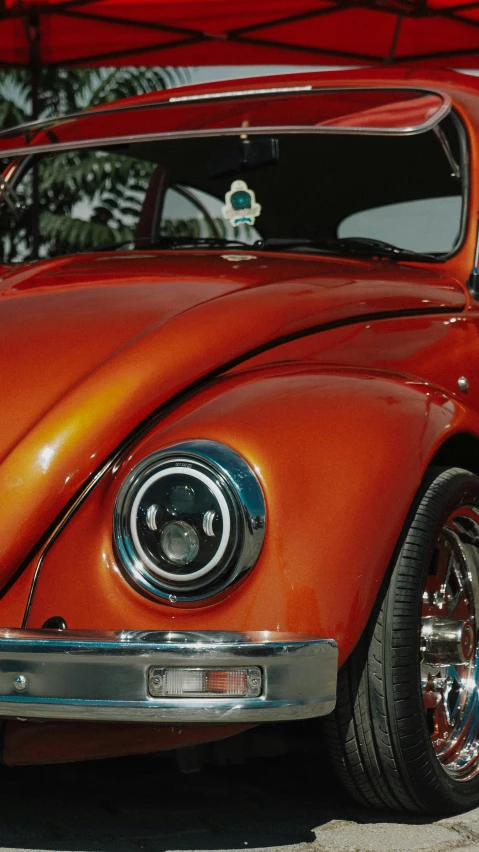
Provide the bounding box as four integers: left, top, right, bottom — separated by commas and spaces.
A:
21, 366, 478, 664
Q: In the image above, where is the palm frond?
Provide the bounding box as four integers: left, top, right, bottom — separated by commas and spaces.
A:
0, 65, 190, 260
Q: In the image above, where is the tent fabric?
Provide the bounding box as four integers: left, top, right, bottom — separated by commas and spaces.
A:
2, 0, 479, 69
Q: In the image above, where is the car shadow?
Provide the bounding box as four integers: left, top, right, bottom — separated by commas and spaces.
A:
0, 725, 449, 852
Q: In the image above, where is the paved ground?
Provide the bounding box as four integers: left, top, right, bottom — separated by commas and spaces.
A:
2, 725, 479, 852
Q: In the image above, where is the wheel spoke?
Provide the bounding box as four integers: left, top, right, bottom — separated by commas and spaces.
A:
444, 531, 469, 618
421, 509, 479, 780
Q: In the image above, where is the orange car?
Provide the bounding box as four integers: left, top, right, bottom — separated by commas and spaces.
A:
0, 67, 478, 814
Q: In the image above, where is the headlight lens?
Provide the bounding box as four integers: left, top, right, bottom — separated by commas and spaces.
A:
160, 521, 200, 566
114, 440, 266, 602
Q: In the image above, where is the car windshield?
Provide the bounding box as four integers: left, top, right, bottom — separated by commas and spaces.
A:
0, 113, 464, 263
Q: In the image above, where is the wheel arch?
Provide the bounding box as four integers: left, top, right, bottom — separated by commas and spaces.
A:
429, 431, 479, 477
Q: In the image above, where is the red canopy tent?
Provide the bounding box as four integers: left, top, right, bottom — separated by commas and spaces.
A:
2, 0, 479, 70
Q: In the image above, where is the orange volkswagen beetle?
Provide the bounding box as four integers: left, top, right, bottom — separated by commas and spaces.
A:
0, 66, 478, 814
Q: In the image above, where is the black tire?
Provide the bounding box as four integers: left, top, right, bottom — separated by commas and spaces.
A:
322, 466, 479, 814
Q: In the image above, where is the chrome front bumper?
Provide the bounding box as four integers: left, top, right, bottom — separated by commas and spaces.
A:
0, 629, 337, 723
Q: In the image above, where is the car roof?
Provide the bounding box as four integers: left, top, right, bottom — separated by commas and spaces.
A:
89, 66, 479, 110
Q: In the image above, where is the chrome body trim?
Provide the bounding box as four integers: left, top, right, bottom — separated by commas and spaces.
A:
168, 86, 314, 102
21, 455, 116, 627
0, 629, 338, 723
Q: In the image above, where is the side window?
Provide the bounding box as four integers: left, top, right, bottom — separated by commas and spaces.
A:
2, 151, 156, 262
337, 197, 462, 254
161, 185, 261, 244
161, 187, 219, 238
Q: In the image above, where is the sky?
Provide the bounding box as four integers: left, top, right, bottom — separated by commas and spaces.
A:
186, 65, 335, 84
188, 65, 477, 85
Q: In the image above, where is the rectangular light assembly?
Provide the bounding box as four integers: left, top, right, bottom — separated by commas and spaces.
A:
148, 666, 262, 698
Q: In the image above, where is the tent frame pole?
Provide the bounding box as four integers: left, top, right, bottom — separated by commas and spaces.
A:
23, 9, 41, 257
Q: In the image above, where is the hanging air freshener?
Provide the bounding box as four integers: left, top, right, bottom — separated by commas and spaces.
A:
222, 180, 261, 227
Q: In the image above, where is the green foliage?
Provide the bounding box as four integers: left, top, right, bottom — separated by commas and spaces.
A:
0, 66, 188, 261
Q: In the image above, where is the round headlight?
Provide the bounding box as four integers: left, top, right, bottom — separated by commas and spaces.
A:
114, 440, 266, 602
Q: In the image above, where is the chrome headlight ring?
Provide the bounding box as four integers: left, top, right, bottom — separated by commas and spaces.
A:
114, 440, 266, 603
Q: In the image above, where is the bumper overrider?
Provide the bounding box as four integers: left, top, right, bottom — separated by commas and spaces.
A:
0, 629, 338, 723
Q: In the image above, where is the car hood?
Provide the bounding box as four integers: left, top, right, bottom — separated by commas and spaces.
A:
0, 250, 465, 579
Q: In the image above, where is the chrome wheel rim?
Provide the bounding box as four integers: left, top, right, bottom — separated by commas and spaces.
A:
421, 507, 479, 780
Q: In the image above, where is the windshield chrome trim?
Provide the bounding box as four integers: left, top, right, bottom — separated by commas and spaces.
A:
168, 85, 313, 102
0, 86, 451, 159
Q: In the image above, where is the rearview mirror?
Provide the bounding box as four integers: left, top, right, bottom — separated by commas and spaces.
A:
209, 137, 279, 179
